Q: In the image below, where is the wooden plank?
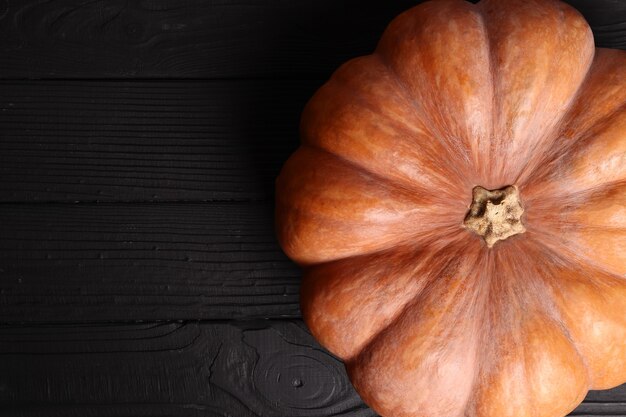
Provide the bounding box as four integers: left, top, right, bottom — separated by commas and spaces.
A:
0, 0, 421, 79
0, 80, 318, 202
0, 320, 622, 417
0, 321, 375, 417
0, 0, 623, 79
0, 202, 301, 321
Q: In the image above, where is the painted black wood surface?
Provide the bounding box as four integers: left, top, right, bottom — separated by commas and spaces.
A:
0, 321, 375, 417
0, 80, 315, 202
0, 0, 625, 415
0, 202, 301, 321
0, 320, 624, 417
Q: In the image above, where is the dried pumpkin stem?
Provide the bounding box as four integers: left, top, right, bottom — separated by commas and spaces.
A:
463, 185, 526, 248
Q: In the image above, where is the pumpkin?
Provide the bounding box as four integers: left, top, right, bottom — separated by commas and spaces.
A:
275, 0, 626, 416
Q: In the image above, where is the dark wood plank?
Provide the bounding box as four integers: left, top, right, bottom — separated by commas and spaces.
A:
0, 202, 300, 321
0, 320, 375, 417
0, 320, 622, 417
0, 80, 317, 202
0, 0, 623, 79
0, 0, 420, 79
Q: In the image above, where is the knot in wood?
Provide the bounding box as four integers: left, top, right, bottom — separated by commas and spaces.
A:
463, 185, 526, 248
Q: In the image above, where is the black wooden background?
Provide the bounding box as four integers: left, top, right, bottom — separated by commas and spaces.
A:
0, 0, 624, 415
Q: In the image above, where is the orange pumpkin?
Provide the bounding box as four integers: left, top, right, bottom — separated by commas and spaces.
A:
275, 0, 626, 416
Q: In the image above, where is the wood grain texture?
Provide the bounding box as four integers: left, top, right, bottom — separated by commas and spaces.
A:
0, 321, 375, 417
0, 0, 623, 79
0, 0, 419, 79
0, 202, 300, 321
0, 320, 622, 417
0, 80, 317, 202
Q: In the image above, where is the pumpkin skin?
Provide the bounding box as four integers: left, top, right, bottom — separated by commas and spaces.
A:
275, 0, 626, 416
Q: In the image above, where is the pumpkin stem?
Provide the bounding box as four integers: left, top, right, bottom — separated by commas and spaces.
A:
463, 185, 526, 248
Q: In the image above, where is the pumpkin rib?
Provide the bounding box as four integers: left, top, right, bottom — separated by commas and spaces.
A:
530, 224, 626, 283
349, 54, 447, 148
559, 182, 626, 276
373, 0, 492, 184
303, 142, 434, 201
301, 241, 468, 362
470, 240, 591, 417
471, 246, 535, 417
568, 229, 626, 276
368, 53, 481, 189
523, 316, 590, 417
474, 1, 496, 183
346, 239, 485, 417
523, 180, 626, 276
276, 145, 468, 265
523, 224, 596, 271
523, 179, 626, 226
533, 246, 626, 389
559, 103, 626, 190
476, 0, 594, 185
461, 248, 497, 417
301, 141, 475, 237
360, 237, 481, 355
489, 240, 570, 335
514, 238, 595, 383
510, 74, 596, 188
525, 102, 626, 198
532, 223, 626, 283
547, 50, 626, 163
373, 51, 478, 185
301, 54, 478, 194
307, 139, 478, 226
475, 0, 498, 186
520, 50, 626, 189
